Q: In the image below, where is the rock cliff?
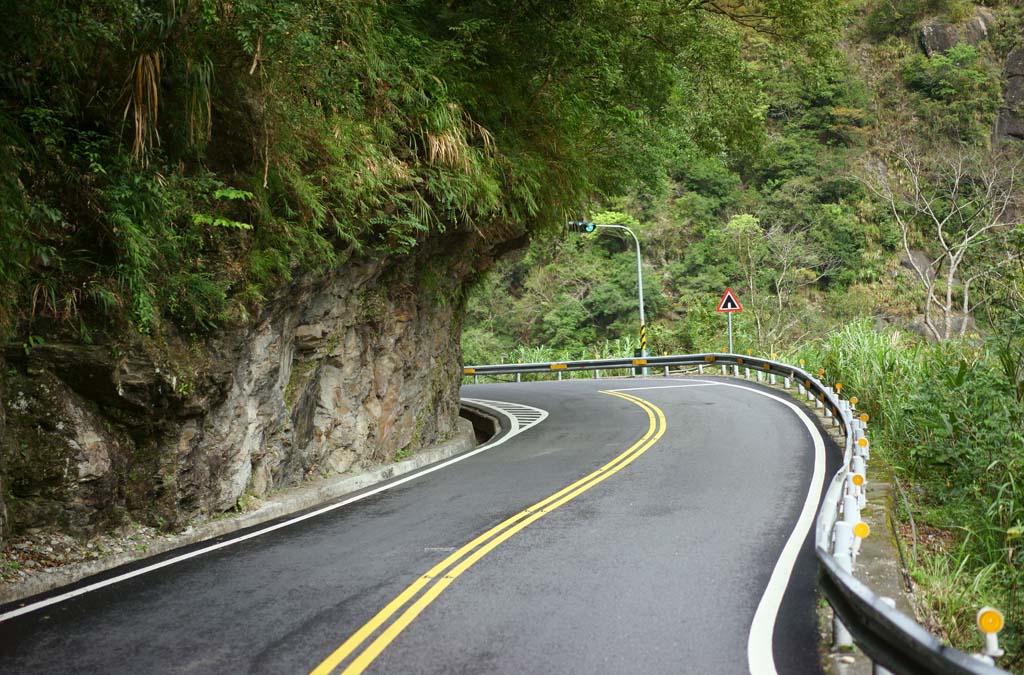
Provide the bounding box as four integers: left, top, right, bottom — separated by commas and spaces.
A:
0, 239, 483, 543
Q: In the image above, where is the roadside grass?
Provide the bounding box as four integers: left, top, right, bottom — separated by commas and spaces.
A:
804, 320, 1023, 669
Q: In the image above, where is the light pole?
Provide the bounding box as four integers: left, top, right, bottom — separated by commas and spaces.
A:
594, 224, 646, 359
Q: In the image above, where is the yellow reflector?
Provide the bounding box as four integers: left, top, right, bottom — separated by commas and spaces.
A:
771, 353, 777, 359
850, 396, 859, 406
852, 473, 865, 486
854, 522, 870, 538
705, 355, 716, 362
836, 382, 843, 391
857, 437, 869, 448
806, 380, 812, 388
550, 363, 567, 370
632, 359, 647, 366
737, 358, 744, 365
978, 607, 1005, 634
818, 369, 825, 376
860, 413, 869, 423
721, 347, 727, 353
463, 368, 476, 375
799, 359, 805, 366
747, 349, 753, 355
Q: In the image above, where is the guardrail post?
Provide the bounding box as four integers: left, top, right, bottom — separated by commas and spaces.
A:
843, 493, 860, 527
698, 364, 704, 374
733, 365, 740, 376
557, 371, 563, 381
784, 376, 791, 389
833, 550, 855, 650
664, 365, 669, 377
833, 521, 854, 558
757, 370, 764, 382
516, 373, 521, 383
872, 598, 898, 675
721, 363, 727, 376
593, 368, 599, 379
474, 375, 479, 384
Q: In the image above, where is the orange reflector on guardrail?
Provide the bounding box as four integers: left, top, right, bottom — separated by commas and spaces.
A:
550, 363, 567, 370
852, 473, 865, 487
632, 359, 647, 366
854, 522, 870, 538
463, 368, 476, 375
978, 607, 1005, 634
705, 355, 716, 362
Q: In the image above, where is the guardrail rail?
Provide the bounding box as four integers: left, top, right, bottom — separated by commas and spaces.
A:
462, 352, 1011, 674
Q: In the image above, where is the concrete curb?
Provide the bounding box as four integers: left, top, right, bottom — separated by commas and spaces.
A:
1, 417, 479, 605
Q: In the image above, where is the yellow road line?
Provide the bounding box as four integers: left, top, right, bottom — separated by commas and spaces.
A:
310, 390, 666, 675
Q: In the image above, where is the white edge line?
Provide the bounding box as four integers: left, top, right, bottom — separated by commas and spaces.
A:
700, 382, 825, 675
0, 399, 548, 623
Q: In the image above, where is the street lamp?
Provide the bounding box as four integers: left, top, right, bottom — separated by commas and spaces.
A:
568, 220, 647, 359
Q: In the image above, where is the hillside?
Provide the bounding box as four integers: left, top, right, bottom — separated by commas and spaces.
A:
463, 0, 1024, 665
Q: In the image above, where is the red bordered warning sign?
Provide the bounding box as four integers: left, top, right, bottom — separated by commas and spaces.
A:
716, 287, 743, 313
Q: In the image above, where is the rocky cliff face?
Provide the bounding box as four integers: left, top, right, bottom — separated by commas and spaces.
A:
998, 43, 1024, 140
0, 243, 477, 543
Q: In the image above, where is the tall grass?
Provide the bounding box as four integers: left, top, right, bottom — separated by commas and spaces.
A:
802, 320, 1023, 667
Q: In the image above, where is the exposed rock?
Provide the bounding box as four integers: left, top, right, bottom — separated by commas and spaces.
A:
920, 22, 959, 56
1007, 47, 1024, 79
0, 369, 123, 533
996, 108, 1024, 140
998, 47, 1024, 141
919, 12, 990, 57
0, 236, 477, 536
899, 249, 935, 282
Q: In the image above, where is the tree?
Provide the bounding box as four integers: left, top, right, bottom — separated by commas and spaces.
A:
723, 214, 834, 350
861, 143, 1024, 340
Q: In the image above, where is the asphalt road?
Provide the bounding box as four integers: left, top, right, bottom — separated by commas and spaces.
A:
0, 376, 840, 674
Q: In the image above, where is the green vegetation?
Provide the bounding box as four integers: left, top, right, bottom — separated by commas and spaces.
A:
462, 0, 1024, 665
0, 0, 842, 341
808, 323, 1024, 665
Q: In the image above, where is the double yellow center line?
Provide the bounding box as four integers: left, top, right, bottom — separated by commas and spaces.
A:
309, 390, 667, 675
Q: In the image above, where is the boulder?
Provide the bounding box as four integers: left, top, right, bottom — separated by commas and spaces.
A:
996, 108, 1024, 140
920, 22, 960, 56
919, 12, 990, 57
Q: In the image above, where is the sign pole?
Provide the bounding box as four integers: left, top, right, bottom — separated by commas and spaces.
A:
728, 313, 733, 354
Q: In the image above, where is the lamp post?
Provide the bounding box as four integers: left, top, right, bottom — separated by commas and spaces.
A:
594, 224, 646, 360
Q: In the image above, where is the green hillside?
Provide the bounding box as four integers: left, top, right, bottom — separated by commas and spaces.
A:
463, 0, 1024, 665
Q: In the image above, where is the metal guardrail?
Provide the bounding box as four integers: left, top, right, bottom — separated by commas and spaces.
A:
462, 352, 1011, 674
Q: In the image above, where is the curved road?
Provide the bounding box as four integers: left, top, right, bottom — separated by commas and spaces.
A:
0, 376, 840, 674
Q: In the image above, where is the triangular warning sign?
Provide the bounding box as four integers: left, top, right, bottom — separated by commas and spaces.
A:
716, 287, 743, 313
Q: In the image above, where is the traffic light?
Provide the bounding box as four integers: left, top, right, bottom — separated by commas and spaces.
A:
567, 220, 597, 233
